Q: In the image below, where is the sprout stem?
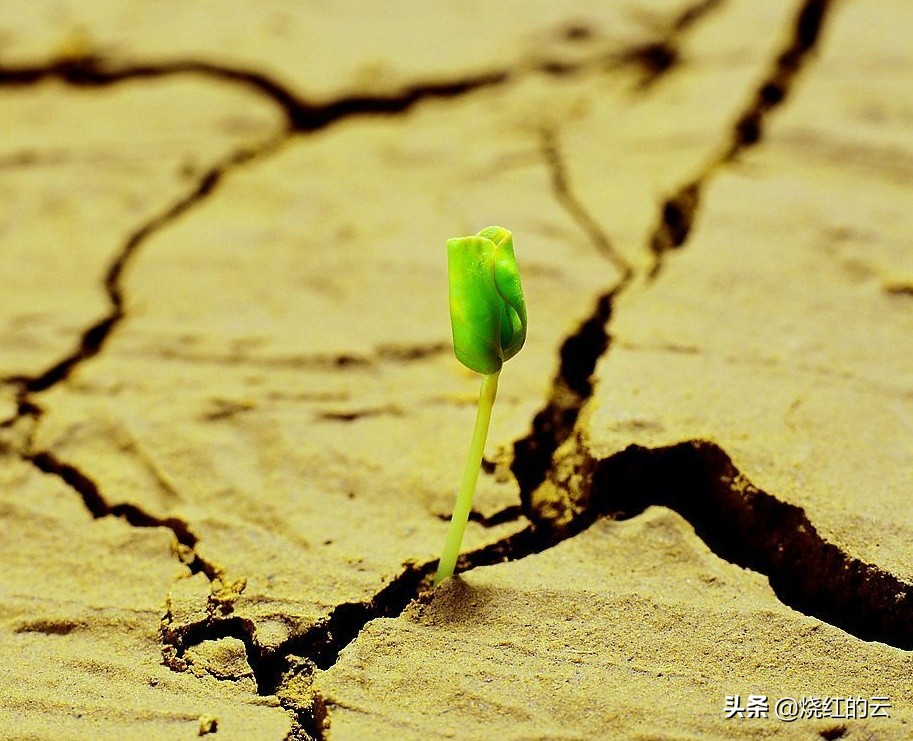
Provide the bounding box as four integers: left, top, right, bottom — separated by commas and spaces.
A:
433, 370, 500, 586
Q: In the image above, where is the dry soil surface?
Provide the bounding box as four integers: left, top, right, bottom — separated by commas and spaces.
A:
1, 1, 911, 740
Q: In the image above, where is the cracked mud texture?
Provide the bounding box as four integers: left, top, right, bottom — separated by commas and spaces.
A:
1, 0, 911, 740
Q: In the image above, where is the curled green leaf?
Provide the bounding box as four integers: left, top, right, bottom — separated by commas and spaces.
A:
447, 226, 527, 375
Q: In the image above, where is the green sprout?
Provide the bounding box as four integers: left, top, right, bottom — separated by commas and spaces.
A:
433, 226, 527, 586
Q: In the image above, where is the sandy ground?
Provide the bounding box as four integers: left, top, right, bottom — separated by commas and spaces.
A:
1, 1, 911, 739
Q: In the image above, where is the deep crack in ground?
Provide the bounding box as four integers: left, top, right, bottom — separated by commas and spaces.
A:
164, 6, 903, 738
5, 1, 906, 739
0, 24, 721, 739
586, 441, 913, 650
163, 441, 913, 739
511, 126, 630, 512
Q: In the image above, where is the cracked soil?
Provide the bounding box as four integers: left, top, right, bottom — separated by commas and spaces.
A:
1, 1, 912, 739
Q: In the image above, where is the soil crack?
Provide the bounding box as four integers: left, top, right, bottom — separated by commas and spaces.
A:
649, 0, 835, 276
616, 0, 726, 89
0, 39, 665, 139
577, 439, 913, 650
25, 448, 222, 581
0, 4, 850, 737
162, 121, 633, 737
0, 34, 649, 422
168, 438, 913, 738
539, 127, 632, 280
3, 137, 281, 401
512, 127, 632, 513
162, 533, 557, 740
514, 0, 838, 508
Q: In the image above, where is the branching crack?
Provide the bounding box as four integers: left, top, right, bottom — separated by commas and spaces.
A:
165, 438, 913, 739
0, 3, 868, 738
0, 55, 486, 134
512, 128, 631, 512
0, 42, 651, 140
649, 0, 834, 276
0, 43, 635, 740
516, 0, 836, 515
0, 36, 642, 417
158, 116, 630, 736
160, 528, 555, 741
504, 1, 893, 664
0, 61, 292, 732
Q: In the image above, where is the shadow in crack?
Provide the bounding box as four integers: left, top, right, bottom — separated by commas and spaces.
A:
159, 434, 913, 741
572, 440, 913, 650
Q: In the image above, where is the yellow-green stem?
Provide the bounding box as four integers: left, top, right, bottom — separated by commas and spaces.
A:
433, 370, 500, 586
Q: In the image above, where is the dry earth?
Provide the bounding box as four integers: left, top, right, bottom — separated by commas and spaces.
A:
0, 1, 911, 740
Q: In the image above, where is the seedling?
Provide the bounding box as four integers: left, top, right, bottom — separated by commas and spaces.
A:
433, 226, 527, 586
